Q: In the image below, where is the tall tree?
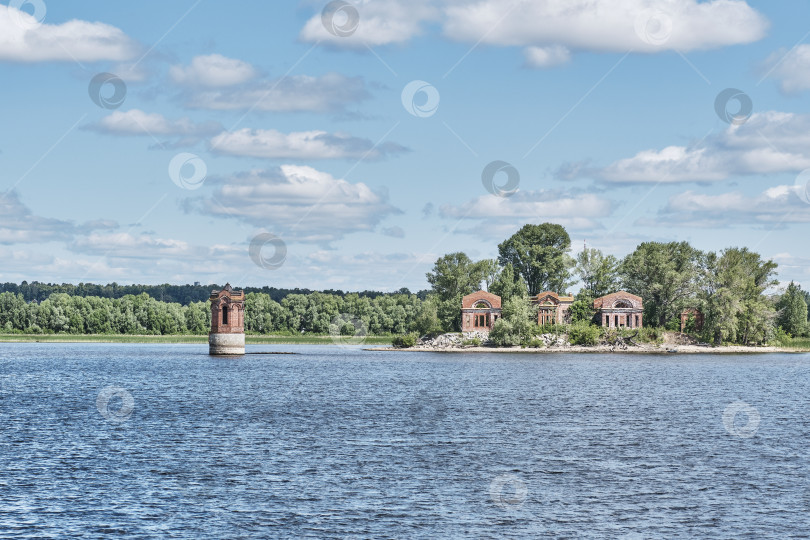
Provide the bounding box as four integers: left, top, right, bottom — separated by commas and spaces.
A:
426, 252, 489, 331
620, 241, 703, 327
575, 247, 620, 298
497, 223, 574, 295
702, 248, 779, 344
478, 259, 500, 291
489, 263, 528, 302
776, 282, 809, 337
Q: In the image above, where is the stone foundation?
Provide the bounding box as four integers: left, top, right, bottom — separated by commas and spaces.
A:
209, 332, 245, 355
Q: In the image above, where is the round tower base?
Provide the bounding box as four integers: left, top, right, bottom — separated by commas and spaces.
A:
209, 333, 245, 355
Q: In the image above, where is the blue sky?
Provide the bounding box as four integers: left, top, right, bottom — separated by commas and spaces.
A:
1, 0, 809, 292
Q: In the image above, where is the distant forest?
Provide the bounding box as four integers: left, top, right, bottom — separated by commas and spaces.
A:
0, 282, 428, 305
1, 222, 808, 344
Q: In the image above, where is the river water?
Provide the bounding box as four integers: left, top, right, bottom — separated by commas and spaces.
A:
1, 344, 809, 538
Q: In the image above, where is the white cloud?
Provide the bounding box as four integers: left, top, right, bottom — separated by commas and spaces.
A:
524, 45, 571, 68
566, 111, 810, 183
169, 54, 257, 87
70, 232, 197, 259
299, 0, 767, 63
640, 184, 810, 227
182, 72, 369, 112
299, 0, 438, 48
209, 128, 407, 160
0, 190, 117, 244
438, 189, 614, 237
195, 165, 401, 243
771, 253, 810, 278
0, 6, 138, 62
763, 44, 810, 94
444, 0, 766, 54
89, 109, 222, 137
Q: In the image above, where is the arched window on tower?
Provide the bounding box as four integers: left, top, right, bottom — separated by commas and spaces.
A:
222, 306, 229, 325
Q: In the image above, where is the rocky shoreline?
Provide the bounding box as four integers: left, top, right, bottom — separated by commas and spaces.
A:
369, 344, 799, 353
368, 332, 804, 354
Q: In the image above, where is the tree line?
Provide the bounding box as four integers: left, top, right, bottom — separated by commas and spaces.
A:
0, 291, 437, 336
424, 223, 810, 345
0, 281, 422, 306
1, 222, 807, 343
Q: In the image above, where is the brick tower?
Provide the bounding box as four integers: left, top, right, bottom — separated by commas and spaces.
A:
208, 283, 245, 355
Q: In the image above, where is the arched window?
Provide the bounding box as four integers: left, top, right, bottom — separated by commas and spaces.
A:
614, 300, 632, 309
222, 306, 229, 325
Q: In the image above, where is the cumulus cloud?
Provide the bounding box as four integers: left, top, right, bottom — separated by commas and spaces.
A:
194, 165, 401, 243
299, 0, 438, 48
639, 184, 810, 228
209, 128, 407, 160
0, 190, 117, 244
562, 111, 810, 184
169, 54, 257, 87
443, 0, 766, 53
181, 72, 369, 112
524, 45, 571, 68
88, 109, 222, 137
771, 253, 810, 278
763, 44, 810, 94
438, 189, 615, 237
0, 5, 138, 62
300, 0, 766, 64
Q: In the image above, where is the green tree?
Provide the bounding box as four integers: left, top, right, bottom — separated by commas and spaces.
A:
776, 282, 809, 337
426, 252, 489, 331
568, 291, 596, 324
489, 294, 534, 346
478, 259, 500, 291
489, 263, 528, 302
702, 248, 779, 344
620, 241, 702, 327
413, 294, 443, 335
576, 248, 620, 298
497, 223, 574, 295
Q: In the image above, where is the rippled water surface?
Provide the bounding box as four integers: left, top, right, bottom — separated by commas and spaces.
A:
1, 344, 809, 538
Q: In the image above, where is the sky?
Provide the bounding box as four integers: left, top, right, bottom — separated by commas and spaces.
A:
1, 0, 809, 293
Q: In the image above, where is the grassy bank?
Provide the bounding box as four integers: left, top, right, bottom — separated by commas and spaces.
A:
0, 334, 393, 345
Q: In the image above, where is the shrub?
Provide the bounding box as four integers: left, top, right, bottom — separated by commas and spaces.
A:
489, 319, 520, 346
664, 317, 681, 331
636, 327, 663, 344
568, 321, 601, 346
392, 333, 417, 348
461, 337, 482, 347
771, 326, 792, 347
523, 337, 545, 348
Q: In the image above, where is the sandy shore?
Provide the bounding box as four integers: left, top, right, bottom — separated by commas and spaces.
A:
367, 344, 807, 354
